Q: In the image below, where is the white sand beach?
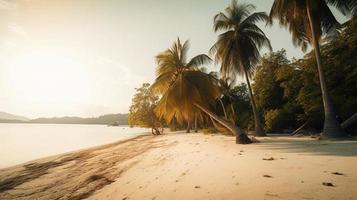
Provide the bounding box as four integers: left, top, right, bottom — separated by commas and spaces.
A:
1, 132, 357, 200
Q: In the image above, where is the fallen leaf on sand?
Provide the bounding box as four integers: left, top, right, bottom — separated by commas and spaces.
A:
263, 157, 275, 161
322, 182, 334, 187
331, 172, 344, 176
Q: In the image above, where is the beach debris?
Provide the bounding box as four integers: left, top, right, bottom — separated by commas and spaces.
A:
122, 197, 128, 200
263, 174, 273, 178
250, 137, 260, 143
194, 185, 201, 189
263, 157, 275, 161
331, 172, 344, 176
311, 135, 322, 140
322, 182, 334, 187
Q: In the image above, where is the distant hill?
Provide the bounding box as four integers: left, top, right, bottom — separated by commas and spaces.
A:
29, 113, 128, 125
0, 112, 29, 121
0, 113, 128, 125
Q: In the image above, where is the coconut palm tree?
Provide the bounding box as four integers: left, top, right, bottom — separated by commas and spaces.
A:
211, 0, 272, 136
269, 0, 356, 138
219, 77, 237, 123
151, 38, 212, 132
201, 69, 229, 120
152, 38, 252, 143
205, 70, 237, 123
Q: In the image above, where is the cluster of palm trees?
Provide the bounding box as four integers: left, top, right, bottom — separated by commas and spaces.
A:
150, 0, 356, 143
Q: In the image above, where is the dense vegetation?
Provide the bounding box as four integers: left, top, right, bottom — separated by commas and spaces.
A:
128, 0, 357, 141
253, 15, 357, 134
128, 83, 160, 128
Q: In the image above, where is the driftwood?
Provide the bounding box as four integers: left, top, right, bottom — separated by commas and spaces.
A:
291, 120, 309, 136
341, 113, 357, 129
151, 127, 161, 135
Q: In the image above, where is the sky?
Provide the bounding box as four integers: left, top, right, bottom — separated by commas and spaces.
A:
0, 0, 348, 118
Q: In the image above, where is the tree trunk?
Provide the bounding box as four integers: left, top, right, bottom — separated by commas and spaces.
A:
341, 113, 357, 129
243, 68, 266, 136
230, 103, 236, 125
194, 115, 198, 133
219, 99, 228, 119
172, 117, 177, 131
306, 3, 347, 138
291, 120, 309, 136
194, 103, 252, 144
230, 103, 236, 117
186, 121, 191, 133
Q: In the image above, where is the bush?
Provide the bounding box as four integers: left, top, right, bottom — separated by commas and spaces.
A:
264, 104, 297, 133
202, 127, 218, 134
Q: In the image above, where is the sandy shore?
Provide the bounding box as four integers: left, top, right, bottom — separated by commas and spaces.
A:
1, 132, 357, 200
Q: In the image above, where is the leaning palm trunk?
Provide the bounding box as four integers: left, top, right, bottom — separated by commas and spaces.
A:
219, 99, 228, 119
341, 113, 357, 129
306, 3, 347, 138
194, 103, 252, 144
243, 69, 266, 136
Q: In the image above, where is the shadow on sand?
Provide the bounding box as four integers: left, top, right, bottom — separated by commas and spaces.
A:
257, 136, 357, 157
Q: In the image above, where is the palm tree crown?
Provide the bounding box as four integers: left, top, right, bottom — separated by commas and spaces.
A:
151, 38, 212, 94
269, 0, 356, 51
211, 0, 272, 80
151, 38, 217, 125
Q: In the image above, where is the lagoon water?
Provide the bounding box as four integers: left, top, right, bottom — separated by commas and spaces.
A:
0, 123, 150, 168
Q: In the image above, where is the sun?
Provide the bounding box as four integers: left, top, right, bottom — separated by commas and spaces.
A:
6, 50, 93, 114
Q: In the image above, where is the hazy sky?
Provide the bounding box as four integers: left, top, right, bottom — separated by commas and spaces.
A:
0, 0, 348, 118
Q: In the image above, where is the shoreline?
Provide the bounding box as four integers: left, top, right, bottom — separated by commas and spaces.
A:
0, 133, 151, 170
0, 124, 151, 168
1, 132, 357, 199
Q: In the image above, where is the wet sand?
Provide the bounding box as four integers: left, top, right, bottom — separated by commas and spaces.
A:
1, 132, 357, 200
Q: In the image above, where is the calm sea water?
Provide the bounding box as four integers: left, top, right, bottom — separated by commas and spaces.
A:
0, 123, 150, 168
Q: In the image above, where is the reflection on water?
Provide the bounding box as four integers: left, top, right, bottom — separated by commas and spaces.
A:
0, 123, 149, 168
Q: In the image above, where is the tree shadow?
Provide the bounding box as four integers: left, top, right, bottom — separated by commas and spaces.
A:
257, 136, 357, 157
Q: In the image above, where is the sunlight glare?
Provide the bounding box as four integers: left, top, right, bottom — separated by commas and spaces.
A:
7, 51, 92, 111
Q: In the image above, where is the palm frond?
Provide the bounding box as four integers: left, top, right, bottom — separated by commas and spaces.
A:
187, 54, 212, 68
326, 0, 357, 15
269, 0, 345, 51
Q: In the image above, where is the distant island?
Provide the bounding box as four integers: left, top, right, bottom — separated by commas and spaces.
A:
0, 112, 128, 125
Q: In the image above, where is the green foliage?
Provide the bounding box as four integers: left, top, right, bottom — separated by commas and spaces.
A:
252, 15, 357, 133
230, 83, 252, 129
128, 83, 159, 127
253, 49, 289, 111
202, 127, 218, 134
264, 103, 299, 133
